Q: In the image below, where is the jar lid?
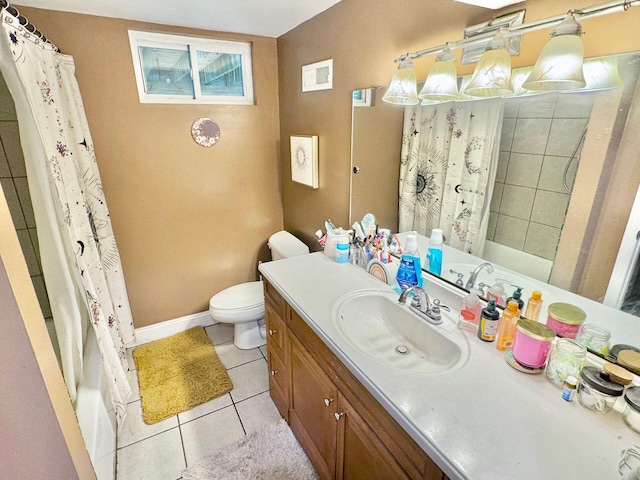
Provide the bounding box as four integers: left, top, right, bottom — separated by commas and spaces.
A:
624, 386, 640, 412
579, 366, 624, 396
516, 318, 556, 341
548, 303, 587, 325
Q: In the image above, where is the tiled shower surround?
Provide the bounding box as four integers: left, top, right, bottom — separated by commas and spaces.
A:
488, 92, 595, 269
0, 75, 59, 361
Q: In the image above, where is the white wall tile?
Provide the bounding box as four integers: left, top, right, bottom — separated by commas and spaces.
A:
13, 177, 35, 228
496, 151, 509, 184
504, 153, 543, 188
545, 118, 588, 157
490, 182, 504, 213
493, 214, 528, 250
0, 122, 25, 176
16, 229, 39, 277
511, 118, 552, 155
516, 93, 557, 119
530, 190, 570, 229
524, 223, 561, 260
0, 178, 25, 229
500, 118, 516, 152
498, 184, 535, 220
554, 92, 595, 119
538, 155, 577, 193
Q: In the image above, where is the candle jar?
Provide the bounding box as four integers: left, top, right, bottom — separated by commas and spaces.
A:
512, 319, 556, 368
544, 338, 587, 388
546, 302, 586, 339
575, 323, 611, 355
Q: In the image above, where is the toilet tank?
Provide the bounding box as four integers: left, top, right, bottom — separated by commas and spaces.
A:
268, 231, 309, 260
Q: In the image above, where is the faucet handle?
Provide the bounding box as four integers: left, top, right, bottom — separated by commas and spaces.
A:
431, 298, 450, 313
410, 294, 423, 310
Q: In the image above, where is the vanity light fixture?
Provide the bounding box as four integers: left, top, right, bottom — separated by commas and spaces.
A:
521, 14, 586, 91
383, 56, 420, 105
453, 0, 525, 8
463, 31, 513, 97
383, 0, 639, 105
418, 44, 459, 102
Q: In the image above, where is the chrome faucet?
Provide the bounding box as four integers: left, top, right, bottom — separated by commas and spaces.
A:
398, 286, 449, 325
465, 262, 494, 290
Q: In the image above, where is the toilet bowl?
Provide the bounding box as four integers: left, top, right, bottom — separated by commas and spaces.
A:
209, 231, 309, 349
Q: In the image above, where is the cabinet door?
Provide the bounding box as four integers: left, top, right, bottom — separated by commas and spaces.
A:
266, 303, 286, 359
289, 335, 338, 480
336, 394, 411, 480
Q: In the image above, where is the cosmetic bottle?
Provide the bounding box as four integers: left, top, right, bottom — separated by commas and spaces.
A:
487, 280, 507, 307
457, 289, 483, 332
496, 300, 520, 351
524, 290, 543, 322
477, 300, 500, 342
506, 286, 524, 313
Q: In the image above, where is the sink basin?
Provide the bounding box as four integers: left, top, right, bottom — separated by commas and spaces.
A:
331, 290, 469, 374
443, 262, 559, 306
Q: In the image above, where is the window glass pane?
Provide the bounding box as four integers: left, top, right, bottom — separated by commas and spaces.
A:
139, 46, 194, 96
197, 51, 245, 97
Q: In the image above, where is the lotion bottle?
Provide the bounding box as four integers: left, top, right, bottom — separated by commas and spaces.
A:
457, 288, 483, 332
477, 300, 500, 342
506, 286, 524, 313
487, 280, 507, 307
394, 233, 423, 293
496, 300, 520, 351
524, 290, 543, 322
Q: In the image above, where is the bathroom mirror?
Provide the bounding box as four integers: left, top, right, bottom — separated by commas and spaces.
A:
350, 51, 640, 352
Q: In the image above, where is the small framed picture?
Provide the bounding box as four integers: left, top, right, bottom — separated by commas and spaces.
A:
302, 59, 333, 92
290, 135, 319, 189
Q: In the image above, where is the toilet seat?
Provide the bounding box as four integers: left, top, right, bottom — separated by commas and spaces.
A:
209, 280, 265, 324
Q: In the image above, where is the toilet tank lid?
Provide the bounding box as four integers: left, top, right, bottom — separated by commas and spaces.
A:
268, 230, 309, 257
210, 281, 264, 310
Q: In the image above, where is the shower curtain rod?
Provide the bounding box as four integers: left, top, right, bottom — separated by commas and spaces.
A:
0, 0, 58, 51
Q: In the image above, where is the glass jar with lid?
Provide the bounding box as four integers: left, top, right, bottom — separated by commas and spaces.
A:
545, 338, 587, 388
623, 386, 640, 433
577, 366, 624, 413
575, 323, 611, 354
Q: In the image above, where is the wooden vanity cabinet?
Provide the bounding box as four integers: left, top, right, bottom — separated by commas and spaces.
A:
263, 280, 446, 480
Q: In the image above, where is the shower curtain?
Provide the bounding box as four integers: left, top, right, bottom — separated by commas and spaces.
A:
398, 98, 504, 256
0, 11, 134, 423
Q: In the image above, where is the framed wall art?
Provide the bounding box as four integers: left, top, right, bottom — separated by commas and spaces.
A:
302, 59, 333, 92
290, 135, 319, 189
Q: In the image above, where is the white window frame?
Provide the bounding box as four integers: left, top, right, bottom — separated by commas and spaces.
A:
128, 30, 254, 105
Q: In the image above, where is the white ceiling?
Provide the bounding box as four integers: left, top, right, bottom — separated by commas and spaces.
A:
10, 0, 343, 37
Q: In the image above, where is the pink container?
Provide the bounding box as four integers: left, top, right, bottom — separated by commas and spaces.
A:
546, 303, 586, 339
512, 319, 557, 369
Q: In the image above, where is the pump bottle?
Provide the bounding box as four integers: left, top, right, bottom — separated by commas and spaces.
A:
427, 228, 443, 276
394, 233, 423, 293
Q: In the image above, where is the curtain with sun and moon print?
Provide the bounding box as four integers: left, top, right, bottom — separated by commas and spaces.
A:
1, 11, 134, 426
398, 98, 504, 256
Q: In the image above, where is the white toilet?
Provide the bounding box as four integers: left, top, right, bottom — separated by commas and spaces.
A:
209, 231, 309, 349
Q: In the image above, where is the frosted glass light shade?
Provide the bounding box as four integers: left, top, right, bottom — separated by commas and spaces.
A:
418, 48, 458, 101
383, 58, 419, 105
583, 57, 622, 91
522, 15, 586, 92
463, 47, 513, 97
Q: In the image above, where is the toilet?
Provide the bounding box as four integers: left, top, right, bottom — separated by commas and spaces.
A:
209, 231, 309, 349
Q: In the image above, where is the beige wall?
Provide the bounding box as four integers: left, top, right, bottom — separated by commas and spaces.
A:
278, 0, 640, 296
18, 8, 283, 328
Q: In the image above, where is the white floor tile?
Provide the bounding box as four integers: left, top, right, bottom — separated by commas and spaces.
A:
180, 405, 245, 467
228, 358, 269, 403
126, 368, 141, 403
205, 323, 234, 345
117, 400, 178, 448
215, 341, 263, 369
178, 392, 233, 424
259, 345, 268, 358
116, 427, 185, 480
235, 391, 283, 435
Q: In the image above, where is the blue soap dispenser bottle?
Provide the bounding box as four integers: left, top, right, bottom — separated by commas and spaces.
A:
394, 232, 423, 293
427, 228, 443, 276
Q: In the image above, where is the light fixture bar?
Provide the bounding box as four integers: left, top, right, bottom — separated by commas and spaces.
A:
398, 0, 640, 62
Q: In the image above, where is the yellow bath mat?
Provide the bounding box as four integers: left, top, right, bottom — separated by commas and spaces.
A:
133, 326, 233, 424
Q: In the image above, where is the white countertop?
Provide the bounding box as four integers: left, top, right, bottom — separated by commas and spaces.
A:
259, 252, 640, 480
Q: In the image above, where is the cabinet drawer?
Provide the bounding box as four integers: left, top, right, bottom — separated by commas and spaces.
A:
264, 279, 286, 319
266, 303, 286, 359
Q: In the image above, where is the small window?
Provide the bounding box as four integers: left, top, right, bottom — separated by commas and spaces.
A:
128, 30, 254, 105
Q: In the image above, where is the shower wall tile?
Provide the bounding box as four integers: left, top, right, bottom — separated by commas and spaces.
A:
0, 122, 25, 176
505, 153, 543, 188
516, 93, 557, 119
499, 184, 535, 220
493, 214, 528, 250
496, 151, 509, 183
545, 118, 588, 157
511, 118, 552, 155
524, 222, 561, 260
0, 145, 9, 177
32, 275, 52, 318
0, 77, 16, 121
554, 93, 594, 118
500, 118, 516, 152
16, 229, 39, 277
531, 190, 570, 229
490, 182, 504, 213
29, 228, 40, 266
0, 177, 26, 229
538, 156, 575, 193
503, 102, 519, 118
14, 176, 35, 228
487, 212, 498, 241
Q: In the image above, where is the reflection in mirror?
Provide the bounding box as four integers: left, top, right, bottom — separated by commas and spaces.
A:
351, 52, 640, 354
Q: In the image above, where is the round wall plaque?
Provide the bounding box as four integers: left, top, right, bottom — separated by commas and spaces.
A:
191, 118, 220, 147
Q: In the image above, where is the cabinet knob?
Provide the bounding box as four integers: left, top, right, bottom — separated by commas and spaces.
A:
271, 370, 278, 376
335, 412, 345, 421
324, 398, 334, 407
269, 329, 278, 336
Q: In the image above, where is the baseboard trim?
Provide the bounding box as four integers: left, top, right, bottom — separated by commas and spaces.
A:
133, 311, 214, 346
